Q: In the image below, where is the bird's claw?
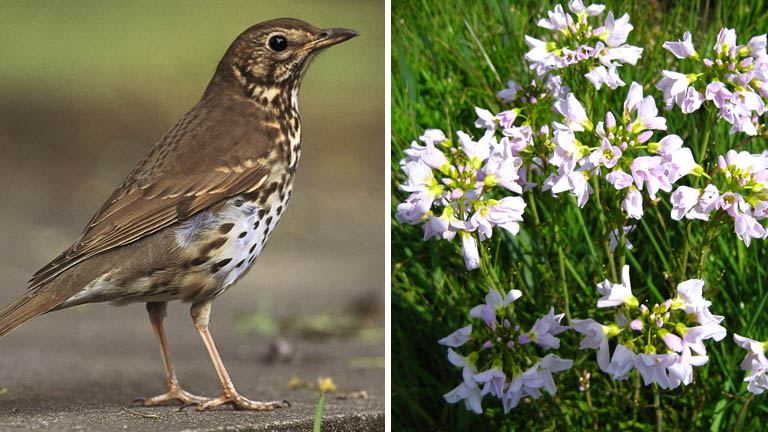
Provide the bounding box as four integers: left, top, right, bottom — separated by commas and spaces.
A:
194, 393, 290, 411
133, 387, 212, 408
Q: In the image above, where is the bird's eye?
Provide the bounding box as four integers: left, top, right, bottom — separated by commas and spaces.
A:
268, 35, 288, 52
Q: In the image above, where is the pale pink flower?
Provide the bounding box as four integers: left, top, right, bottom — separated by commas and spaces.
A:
568, 0, 605, 16
634, 353, 678, 389
631, 95, 667, 131
473, 367, 507, 399
602, 12, 633, 46
439, 324, 473, 347
596, 265, 638, 308
668, 347, 709, 388
622, 186, 644, 219
537, 4, 570, 33
554, 94, 593, 132
606, 344, 636, 379
419, 129, 448, 146
585, 65, 625, 89
497, 80, 522, 102
656, 70, 693, 109
444, 380, 483, 414
469, 289, 522, 328
527, 307, 569, 349
733, 334, 768, 394
601, 45, 643, 66
630, 156, 667, 199
734, 212, 765, 246
747, 34, 768, 60
705, 81, 733, 108
572, 318, 613, 371
551, 170, 594, 207
589, 138, 622, 168
670, 186, 701, 220
606, 169, 633, 190
457, 131, 492, 163
663, 31, 697, 59
461, 232, 480, 271
714, 28, 737, 57
474, 107, 497, 132
679, 87, 705, 113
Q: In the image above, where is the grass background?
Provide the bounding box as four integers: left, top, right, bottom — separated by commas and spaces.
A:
392, 0, 768, 430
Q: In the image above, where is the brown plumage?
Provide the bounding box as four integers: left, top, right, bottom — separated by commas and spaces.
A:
0, 18, 356, 411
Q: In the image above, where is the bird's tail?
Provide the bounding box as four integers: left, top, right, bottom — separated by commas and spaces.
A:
0, 289, 62, 339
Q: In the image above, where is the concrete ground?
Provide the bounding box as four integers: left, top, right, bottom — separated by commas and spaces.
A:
0, 298, 384, 431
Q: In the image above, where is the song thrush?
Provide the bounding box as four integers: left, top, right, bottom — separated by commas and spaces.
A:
0, 18, 356, 411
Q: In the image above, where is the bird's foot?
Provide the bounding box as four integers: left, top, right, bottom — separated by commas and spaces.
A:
187, 392, 290, 411
133, 387, 212, 407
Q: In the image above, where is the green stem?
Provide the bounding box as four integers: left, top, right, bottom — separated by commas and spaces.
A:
653, 384, 663, 432
695, 107, 716, 188
557, 246, 572, 325
734, 394, 755, 431
477, 233, 501, 291
632, 372, 640, 421
681, 221, 692, 279
591, 176, 617, 280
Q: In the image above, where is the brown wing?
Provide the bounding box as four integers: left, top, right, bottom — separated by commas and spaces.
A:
29, 98, 277, 289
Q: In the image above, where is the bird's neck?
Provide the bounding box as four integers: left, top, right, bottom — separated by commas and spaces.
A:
203, 63, 302, 116
248, 84, 300, 115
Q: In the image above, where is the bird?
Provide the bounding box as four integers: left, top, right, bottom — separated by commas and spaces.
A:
0, 18, 357, 411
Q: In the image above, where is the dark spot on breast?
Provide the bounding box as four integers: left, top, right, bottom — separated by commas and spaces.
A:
238, 231, 247, 239
258, 182, 279, 204
234, 198, 245, 207
219, 223, 235, 234
189, 256, 211, 266
249, 243, 257, 254
254, 220, 261, 229
258, 209, 266, 218
265, 216, 273, 226
276, 205, 283, 216
210, 258, 232, 274
236, 259, 245, 268
264, 127, 279, 142
200, 237, 227, 255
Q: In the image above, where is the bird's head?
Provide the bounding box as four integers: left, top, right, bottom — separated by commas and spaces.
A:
210, 18, 357, 101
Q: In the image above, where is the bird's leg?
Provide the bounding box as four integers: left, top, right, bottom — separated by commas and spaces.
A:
189, 300, 288, 411
135, 302, 212, 407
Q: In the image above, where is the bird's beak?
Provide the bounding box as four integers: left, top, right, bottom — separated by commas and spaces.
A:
300, 28, 358, 53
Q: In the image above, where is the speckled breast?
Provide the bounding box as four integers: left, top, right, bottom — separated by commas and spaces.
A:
171, 180, 295, 302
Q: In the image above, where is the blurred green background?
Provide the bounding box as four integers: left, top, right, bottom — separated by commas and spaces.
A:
0, 1, 383, 338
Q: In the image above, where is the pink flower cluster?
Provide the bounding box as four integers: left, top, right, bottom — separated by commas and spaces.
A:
439, 290, 572, 414
733, 334, 768, 394
572, 266, 726, 389
543, 82, 697, 219
525, 0, 642, 89
395, 128, 526, 270
671, 150, 768, 246
657, 29, 768, 135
